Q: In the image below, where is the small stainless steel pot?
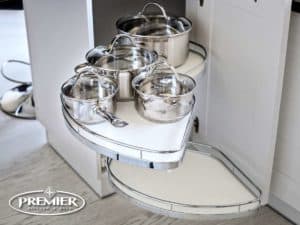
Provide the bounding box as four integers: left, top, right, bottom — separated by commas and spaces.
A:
61, 70, 128, 127
77, 34, 158, 101
116, 3, 192, 67
132, 62, 196, 123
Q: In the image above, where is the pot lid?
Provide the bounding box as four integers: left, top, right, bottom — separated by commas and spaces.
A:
133, 62, 196, 98
85, 34, 158, 71
116, 3, 192, 37
62, 71, 118, 101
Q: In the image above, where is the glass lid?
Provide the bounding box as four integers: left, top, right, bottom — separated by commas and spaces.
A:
116, 3, 192, 37
85, 34, 158, 71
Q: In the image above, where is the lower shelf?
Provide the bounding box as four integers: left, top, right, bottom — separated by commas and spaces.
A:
107, 142, 261, 220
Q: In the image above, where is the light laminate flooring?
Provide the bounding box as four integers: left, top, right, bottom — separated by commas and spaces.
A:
0, 141, 294, 225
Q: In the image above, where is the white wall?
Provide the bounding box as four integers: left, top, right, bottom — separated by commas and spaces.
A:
270, 12, 300, 224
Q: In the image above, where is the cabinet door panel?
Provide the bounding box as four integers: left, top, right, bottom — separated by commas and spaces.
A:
204, 0, 291, 204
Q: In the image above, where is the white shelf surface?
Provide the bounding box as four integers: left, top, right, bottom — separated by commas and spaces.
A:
108, 143, 261, 219
63, 50, 205, 169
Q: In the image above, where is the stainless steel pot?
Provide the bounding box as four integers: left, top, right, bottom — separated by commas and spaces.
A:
61, 70, 128, 127
77, 34, 158, 101
132, 62, 196, 123
116, 3, 192, 67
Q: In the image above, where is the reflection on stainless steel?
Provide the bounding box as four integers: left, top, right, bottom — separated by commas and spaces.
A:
132, 62, 196, 123
83, 34, 159, 101
0, 60, 36, 119
0, 84, 35, 119
116, 3, 192, 67
61, 70, 127, 127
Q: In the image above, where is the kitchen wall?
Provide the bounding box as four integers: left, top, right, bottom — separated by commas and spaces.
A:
92, 0, 185, 45
270, 10, 300, 224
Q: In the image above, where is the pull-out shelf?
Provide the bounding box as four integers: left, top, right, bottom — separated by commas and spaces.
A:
107, 142, 261, 220
61, 45, 262, 220
62, 47, 206, 170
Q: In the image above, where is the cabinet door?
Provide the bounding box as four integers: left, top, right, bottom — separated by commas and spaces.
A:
187, 0, 292, 204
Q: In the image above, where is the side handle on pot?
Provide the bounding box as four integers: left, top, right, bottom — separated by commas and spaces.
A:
74, 62, 95, 74
138, 2, 167, 19
164, 94, 195, 107
152, 59, 179, 78
107, 34, 137, 54
71, 64, 108, 98
164, 96, 179, 106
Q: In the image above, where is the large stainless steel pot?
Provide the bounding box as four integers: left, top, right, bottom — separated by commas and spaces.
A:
132, 62, 196, 123
61, 69, 128, 127
77, 34, 158, 101
116, 3, 192, 67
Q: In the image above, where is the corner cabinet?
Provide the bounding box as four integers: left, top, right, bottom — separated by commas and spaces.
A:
24, 0, 292, 221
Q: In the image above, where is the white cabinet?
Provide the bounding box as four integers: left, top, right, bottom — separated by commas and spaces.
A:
24, 0, 292, 220
23, 0, 113, 197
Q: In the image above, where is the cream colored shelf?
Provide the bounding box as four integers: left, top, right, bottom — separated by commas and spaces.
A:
108, 142, 261, 220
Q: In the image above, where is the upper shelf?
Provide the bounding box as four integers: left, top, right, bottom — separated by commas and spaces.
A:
62, 44, 206, 170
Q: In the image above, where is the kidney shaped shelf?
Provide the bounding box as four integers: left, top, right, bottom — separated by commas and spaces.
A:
107, 142, 261, 220
62, 45, 206, 170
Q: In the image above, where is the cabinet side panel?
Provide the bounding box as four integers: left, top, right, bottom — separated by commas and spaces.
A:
23, 0, 111, 196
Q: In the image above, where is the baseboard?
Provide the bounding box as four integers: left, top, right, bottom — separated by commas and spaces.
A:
269, 194, 300, 224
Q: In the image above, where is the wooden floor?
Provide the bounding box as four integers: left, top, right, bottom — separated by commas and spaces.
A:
0, 139, 293, 225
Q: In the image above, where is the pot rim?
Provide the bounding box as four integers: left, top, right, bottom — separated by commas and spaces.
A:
116, 15, 192, 39
61, 75, 119, 102
132, 73, 196, 100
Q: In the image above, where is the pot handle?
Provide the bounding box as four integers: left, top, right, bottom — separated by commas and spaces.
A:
138, 3, 167, 19
107, 34, 137, 54
152, 59, 179, 77
71, 63, 101, 95
94, 106, 128, 128
164, 94, 195, 107
74, 62, 100, 74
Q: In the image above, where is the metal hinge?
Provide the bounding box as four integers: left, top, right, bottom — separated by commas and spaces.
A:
97, 154, 107, 180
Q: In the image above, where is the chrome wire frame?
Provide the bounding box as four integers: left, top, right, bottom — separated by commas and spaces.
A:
0, 60, 35, 119
1, 59, 31, 85
106, 142, 262, 220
